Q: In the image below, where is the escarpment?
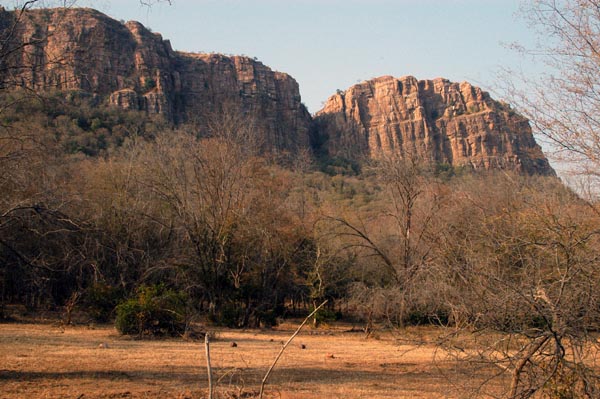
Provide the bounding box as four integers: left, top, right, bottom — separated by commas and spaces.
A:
313, 76, 555, 176
0, 7, 311, 152
0, 7, 554, 174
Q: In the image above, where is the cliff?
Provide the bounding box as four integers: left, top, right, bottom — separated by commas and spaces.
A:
0, 7, 311, 152
314, 76, 555, 175
0, 7, 554, 175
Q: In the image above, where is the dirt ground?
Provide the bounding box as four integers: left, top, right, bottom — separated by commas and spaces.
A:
0, 320, 501, 398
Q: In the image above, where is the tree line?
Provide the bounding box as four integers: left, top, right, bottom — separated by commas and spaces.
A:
2, 98, 599, 398
1, 94, 598, 331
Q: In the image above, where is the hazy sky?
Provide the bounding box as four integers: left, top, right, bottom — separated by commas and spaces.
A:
5, 0, 537, 113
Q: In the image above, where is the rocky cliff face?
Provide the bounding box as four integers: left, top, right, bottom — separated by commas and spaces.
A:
0, 7, 311, 152
314, 76, 555, 175
0, 7, 554, 175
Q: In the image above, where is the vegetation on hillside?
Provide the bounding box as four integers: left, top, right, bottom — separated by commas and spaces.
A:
1, 99, 596, 333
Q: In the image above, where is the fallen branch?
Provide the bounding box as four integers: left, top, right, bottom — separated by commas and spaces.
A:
259, 300, 328, 399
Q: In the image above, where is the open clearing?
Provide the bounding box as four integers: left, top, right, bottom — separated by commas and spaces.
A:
0, 321, 499, 398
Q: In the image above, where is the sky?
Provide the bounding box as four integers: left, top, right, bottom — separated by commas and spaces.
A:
25, 0, 538, 114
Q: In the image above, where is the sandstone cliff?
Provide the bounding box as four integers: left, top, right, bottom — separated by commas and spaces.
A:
0, 7, 311, 152
314, 76, 555, 176
0, 7, 554, 175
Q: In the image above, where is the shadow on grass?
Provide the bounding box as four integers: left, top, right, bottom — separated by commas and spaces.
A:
0, 363, 456, 386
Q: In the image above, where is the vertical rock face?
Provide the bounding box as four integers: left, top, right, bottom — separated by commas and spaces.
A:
176, 53, 311, 151
314, 76, 555, 175
0, 7, 554, 174
0, 7, 311, 152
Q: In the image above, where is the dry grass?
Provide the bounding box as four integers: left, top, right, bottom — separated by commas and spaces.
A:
0, 321, 503, 398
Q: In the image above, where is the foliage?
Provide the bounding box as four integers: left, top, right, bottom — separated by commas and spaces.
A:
115, 284, 187, 336
142, 78, 156, 91
0, 91, 167, 157
1, 1, 599, 397
319, 156, 361, 176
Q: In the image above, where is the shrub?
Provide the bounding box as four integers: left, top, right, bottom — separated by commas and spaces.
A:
115, 284, 187, 337
313, 306, 339, 325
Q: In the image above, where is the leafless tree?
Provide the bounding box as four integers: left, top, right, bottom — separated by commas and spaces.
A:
503, 0, 600, 198
435, 173, 600, 398
487, 3, 600, 393
321, 152, 447, 332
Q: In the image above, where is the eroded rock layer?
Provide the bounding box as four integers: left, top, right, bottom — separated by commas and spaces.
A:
314, 76, 554, 175
0, 7, 555, 174
0, 7, 311, 152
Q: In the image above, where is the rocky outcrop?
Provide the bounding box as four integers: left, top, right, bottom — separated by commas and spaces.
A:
314, 76, 555, 175
176, 53, 311, 151
0, 7, 311, 152
0, 7, 554, 174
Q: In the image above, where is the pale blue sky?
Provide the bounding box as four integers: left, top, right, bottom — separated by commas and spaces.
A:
70, 0, 535, 113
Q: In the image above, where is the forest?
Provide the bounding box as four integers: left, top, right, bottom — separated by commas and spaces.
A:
1, 89, 599, 334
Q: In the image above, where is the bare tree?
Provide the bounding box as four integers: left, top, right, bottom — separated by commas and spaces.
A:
503, 0, 600, 197
321, 153, 447, 332
138, 129, 254, 320
134, 107, 310, 327
436, 173, 600, 398
489, 3, 600, 392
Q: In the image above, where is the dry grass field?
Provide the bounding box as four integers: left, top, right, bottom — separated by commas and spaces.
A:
0, 320, 503, 399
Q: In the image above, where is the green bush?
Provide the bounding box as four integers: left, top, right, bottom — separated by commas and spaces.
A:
115, 284, 187, 337
313, 306, 339, 325
143, 78, 156, 91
